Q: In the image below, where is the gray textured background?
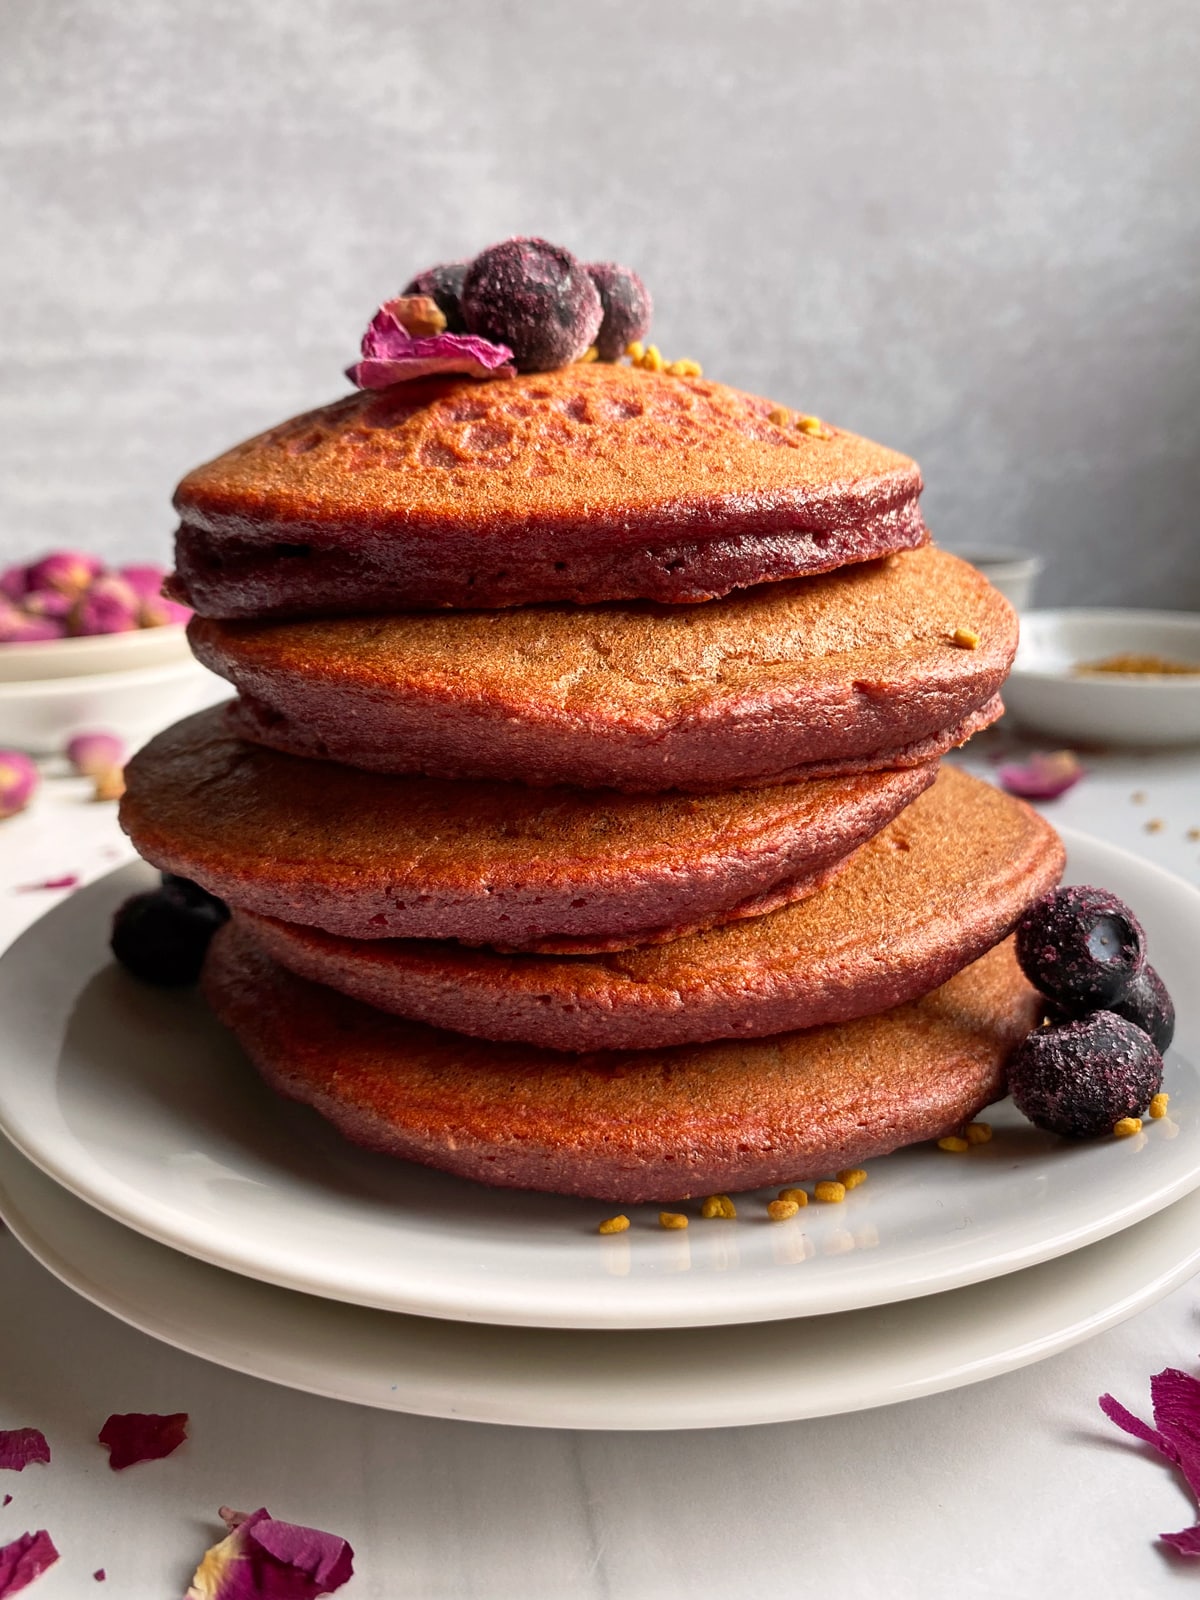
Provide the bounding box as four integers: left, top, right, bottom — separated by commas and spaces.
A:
2, 0, 1197, 606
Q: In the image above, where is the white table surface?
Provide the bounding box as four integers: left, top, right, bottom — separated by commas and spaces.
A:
2, 732, 1199, 1599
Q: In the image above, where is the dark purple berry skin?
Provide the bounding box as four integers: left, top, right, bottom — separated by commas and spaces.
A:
461, 238, 602, 372
585, 262, 652, 360
1016, 886, 1146, 1010
402, 261, 469, 333
1110, 964, 1175, 1053
111, 888, 224, 987
1008, 1012, 1163, 1138
160, 872, 230, 925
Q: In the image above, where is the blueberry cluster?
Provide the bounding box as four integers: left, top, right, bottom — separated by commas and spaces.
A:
403, 239, 652, 373
110, 873, 229, 987
1007, 886, 1174, 1138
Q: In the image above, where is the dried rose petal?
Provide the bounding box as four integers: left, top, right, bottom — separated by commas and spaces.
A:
19, 590, 74, 623
93, 1571, 106, 1583
97, 1411, 188, 1470
0, 1434, 48, 1474
1101, 1365, 1200, 1557
0, 1530, 59, 1596
347, 302, 514, 390
186, 1507, 354, 1599
0, 754, 39, 821
15, 875, 78, 893
1, 1498, 10, 1509
998, 750, 1084, 800
65, 732, 126, 779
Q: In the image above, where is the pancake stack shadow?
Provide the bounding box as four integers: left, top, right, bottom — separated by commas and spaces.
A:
122, 361, 1064, 1203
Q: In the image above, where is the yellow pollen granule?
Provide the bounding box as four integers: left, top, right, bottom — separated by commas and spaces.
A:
952, 627, 981, 649
795, 414, 829, 437
937, 1135, 970, 1153
1113, 1117, 1142, 1138
659, 1211, 689, 1230
1150, 1093, 1170, 1119
778, 1187, 809, 1207
814, 1180, 846, 1204
965, 1122, 993, 1145
1145, 819, 1165, 834
598, 1215, 629, 1235
641, 344, 665, 373
701, 1194, 737, 1219
577, 345, 599, 363
625, 341, 645, 363
768, 406, 790, 426
666, 358, 703, 377
837, 1168, 867, 1190
767, 1198, 800, 1221
1188, 827, 1200, 841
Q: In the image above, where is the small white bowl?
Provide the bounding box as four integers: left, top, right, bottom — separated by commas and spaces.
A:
0, 656, 229, 755
1004, 609, 1200, 746
0, 622, 191, 683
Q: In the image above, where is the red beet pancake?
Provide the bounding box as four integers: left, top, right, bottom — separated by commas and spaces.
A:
119, 708, 935, 951
204, 922, 1040, 1202
241, 767, 1065, 1052
191, 546, 1014, 792
170, 363, 926, 618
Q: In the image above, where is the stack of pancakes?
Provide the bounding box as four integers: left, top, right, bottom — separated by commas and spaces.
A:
122, 361, 1064, 1202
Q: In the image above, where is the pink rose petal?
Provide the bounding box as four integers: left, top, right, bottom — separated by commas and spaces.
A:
0, 1530, 59, 1596
347, 303, 514, 390
1, 1497, 11, 1509
93, 1571, 106, 1583
15, 876, 78, 893
1101, 1364, 1200, 1557
186, 1507, 354, 1599
97, 1411, 188, 1470
0, 1434, 48, 1474
998, 750, 1084, 800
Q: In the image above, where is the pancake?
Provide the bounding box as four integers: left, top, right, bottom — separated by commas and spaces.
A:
191, 546, 1014, 792
241, 766, 1065, 1052
119, 708, 935, 951
170, 363, 926, 618
204, 922, 1040, 1202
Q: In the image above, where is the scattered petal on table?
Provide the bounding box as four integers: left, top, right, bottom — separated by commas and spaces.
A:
0, 1529, 59, 1595
186, 1506, 354, 1598
15, 876, 79, 894
0, 1435, 48, 1474
1101, 1365, 1200, 1557
97, 1412, 188, 1470
998, 750, 1084, 800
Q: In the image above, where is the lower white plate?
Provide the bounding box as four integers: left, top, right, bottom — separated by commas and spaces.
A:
0, 831, 1196, 1329
2, 1137, 1199, 1430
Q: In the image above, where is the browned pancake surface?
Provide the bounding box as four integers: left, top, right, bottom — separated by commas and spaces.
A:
192, 547, 1014, 791
244, 767, 1065, 1051
120, 708, 934, 949
204, 922, 1039, 1202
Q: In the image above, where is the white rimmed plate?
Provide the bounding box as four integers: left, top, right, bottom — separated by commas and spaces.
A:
2, 1136, 1199, 1429
1005, 608, 1200, 746
0, 834, 1196, 1330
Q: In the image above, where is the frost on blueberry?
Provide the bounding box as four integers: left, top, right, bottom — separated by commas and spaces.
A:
461, 237, 602, 372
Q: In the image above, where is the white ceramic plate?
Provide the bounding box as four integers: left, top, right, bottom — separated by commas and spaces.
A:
1005, 608, 1200, 746
2, 1137, 1199, 1429
0, 831, 1196, 1330
0, 656, 229, 754
0, 622, 190, 683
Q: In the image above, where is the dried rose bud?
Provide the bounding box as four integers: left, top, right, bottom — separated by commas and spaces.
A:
385, 294, 448, 337
26, 550, 104, 597
92, 766, 126, 802
138, 594, 192, 628
0, 606, 67, 643
0, 751, 39, 819
0, 565, 29, 603
117, 563, 167, 600
21, 587, 75, 621
68, 575, 139, 636
65, 730, 126, 778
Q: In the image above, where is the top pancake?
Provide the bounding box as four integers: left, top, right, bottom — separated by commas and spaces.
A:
192, 546, 1015, 792
170, 363, 926, 616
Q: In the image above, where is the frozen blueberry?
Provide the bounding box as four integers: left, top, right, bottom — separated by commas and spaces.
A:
160, 872, 231, 925
401, 260, 470, 334
1109, 964, 1175, 1053
585, 262, 652, 360
1008, 1011, 1164, 1138
461, 237, 602, 372
111, 888, 224, 986
1016, 885, 1145, 1009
